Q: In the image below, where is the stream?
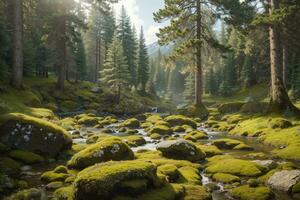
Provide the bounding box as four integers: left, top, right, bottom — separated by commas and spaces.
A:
19, 115, 300, 200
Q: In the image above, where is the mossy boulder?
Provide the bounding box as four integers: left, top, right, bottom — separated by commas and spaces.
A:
155, 120, 171, 127
197, 145, 222, 157
0, 157, 21, 176
150, 133, 162, 140
269, 118, 293, 129
177, 166, 202, 185
146, 115, 162, 124
157, 140, 205, 162
233, 143, 254, 151
212, 173, 240, 183
182, 184, 211, 200
206, 156, 265, 177
218, 102, 244, 114
148, 125, 173, 135
158, 164, 179, 183
123, 135, 146, 147
73, 160, 160, 200
120, 118, 140, 128
6, 188, 46, 200
46, 181, 64, 191
173, 126, 185, 132
54, 186, 74, 200
164, 115, 197, 129
183, 130, 208, 142
0, 113, 72, 157
240, 101, 268, 114
41, 171, 70, 183
77, 116, 100, 126
230, 185, 273, 200
9, 150, 44, 164
67, 138, 134, 169
212, 139, 243, 150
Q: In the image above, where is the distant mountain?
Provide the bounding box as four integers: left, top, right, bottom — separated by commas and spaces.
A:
147, 42, 173, 58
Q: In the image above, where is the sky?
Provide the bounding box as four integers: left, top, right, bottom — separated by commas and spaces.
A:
113, 0, 165, 45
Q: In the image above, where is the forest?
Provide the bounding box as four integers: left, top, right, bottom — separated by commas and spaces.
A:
0, 0, 300, 199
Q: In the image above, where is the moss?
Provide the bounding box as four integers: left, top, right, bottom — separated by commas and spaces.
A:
230, 185, 273, 200
233, 143, 254, 151
54, 186, 74, 200
150, 133, 162, 140
53, 165, 68, 174
183, 130, 208, 142
272, 144, 300, 161
247, 178, 259, 187
74, 160, 160, 200
141, 122, 153, 129
240, 101, 268, 114
118, 179, 148, 194
46, 181, 64, 191
269, 118, 293, 129
197, 145, 222, 157
212, 139, 242, 149
41, 171, 70, 183
212, 173, 240, 183
164, 115, 197, 129
178, 105, 209, 120
173, 126, 185, 132
125, 129, 138, 135
292, 182, 300, 193
77, 116, 100, 126
177, 166, 202, 185
206, 157, 265, 177
257, 169, 278, 183
155, 120, 171, 127
0, 157, 21, 176
113, 183, 184, 200
120, 118, 140, 128
9, 150, 44, 164
60, 117, 77, 129
182, 184, 211, 200
60, 100, 79, 111
0, 113, 72, 157
158, 164, 179, 182
218, 102, 244, 114
146, 115, 163, 124
7, 188, 44, 200
67, 137, 134, 169
122, 135, 146, 147
157, 140, 206, 162
148, 125, 173, 135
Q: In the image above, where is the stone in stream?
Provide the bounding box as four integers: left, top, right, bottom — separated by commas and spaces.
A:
156, 140, 206, 162
0, 113, 72, 157
252, 160, 277, 170
267, 170, 300, 192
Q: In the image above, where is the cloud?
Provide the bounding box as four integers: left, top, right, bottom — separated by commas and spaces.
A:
145, 25, 162, 45
113, 0, 145, 30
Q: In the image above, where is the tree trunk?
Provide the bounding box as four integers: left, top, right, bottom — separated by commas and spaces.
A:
195, 0, 203, 106
95, 37, 99, 82
268, 0, 299, 114
282, 43, 287, 88
56, 15, 66, 90
11, 0, 23, 88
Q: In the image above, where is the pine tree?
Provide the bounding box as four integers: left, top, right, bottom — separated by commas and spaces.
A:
206, 67, 217, 96
219, 53, 236, 96
137, 27, 149, 93
100, 36, 130, 102
184, 72, 195, 104
74, 35, 87, 81
241, 55, 254, 88
116, 6, 137, 86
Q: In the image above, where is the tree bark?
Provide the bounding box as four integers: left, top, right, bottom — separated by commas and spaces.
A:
195, 0, 203, 106
282, 42, 287, 88
11, 0, 23, 88
95, 37, 99, 82
268, 0, 299, 114
56, 15, 66, 90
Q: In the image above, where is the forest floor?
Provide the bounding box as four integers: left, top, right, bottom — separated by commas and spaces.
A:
0, 79, 300, 200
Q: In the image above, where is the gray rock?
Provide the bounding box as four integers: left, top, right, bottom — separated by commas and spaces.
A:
252, 160, 277, 170
267, 170, 300, 192
156, 139, 205, 162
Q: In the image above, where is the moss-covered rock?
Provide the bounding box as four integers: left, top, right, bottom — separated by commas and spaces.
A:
123, 135, 146, 147
212, 173, 240, 183
155, 120, 171, 127
157, 140, 205, 162
41, 171, 70, 183
177, 166, 202, 185
206, 156, 265, 177
146, 115, 163, 124
269, 118, 292, 129
141, 122, 153, 129
0, 113, 72, 157
148, 125, 173, 135
240, 101, 268, 114
230, 185, 273, 200
46, 181, 64, 191
197, 145, 222, 157
67, 137, 134, 169
6, 188, 45, 200
173, 126, 185, 133
150, 133, 161, 140
0, 157, 21, 176
292, 182, 300, 193
233, 143, 254, 151
158, 164, 179, 183
53, 165, 68, 174
73, 160, 160, 200
54, 186, 74, 200
164, 115, 197, 129
120, 118, 140, 128
182, 184, 211, 200
178, 105, 209, 120
212, 139, 243, 150
9, 150, 44, 164
183, 130, 208, 142
77, 116, 100, 126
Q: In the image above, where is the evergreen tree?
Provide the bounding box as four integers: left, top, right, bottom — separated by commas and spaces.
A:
206, 67, 217, 96
100, 36, 130, 102
184, 72, 195, 104
74, 35, 87, 81
116, 6, 137, 86
219, 53, 236, 96
241, 55, 254, 88
137, 27, 149, 93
